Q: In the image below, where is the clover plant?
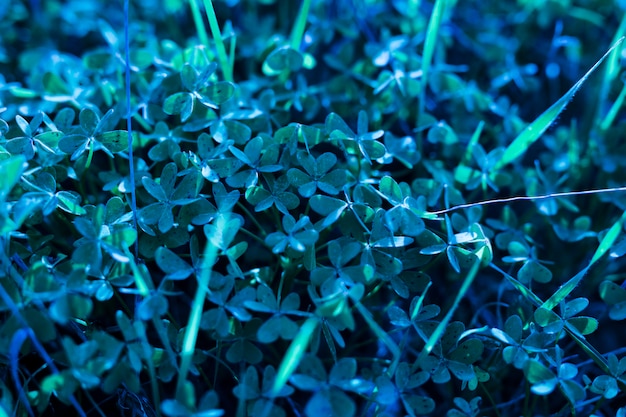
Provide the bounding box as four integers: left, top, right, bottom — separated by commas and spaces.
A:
2, 0, 626, 416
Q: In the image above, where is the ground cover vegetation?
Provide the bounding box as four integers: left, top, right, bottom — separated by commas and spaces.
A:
1, 0, 626, 416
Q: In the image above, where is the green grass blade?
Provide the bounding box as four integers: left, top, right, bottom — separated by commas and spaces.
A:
271, 316, 318, 397
290, 0, 312, 50
201, 0, 233, 82
599, 81, 626, 131
188, 0, 210, 48
177, 214, 223, 398
590, 211, 626, 266
490, 263, 543, 307
414, 255, 481, 370
540, 267, 589, 312
462, 120, 484, 165
596, 14, 626, 124
540, 211, 626, 312
123, 246, 153, 296
492, 37, 624, 171
418, 0, 450, 123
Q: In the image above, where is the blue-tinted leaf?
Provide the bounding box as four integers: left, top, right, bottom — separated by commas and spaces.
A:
142, 177, 167, 202
201, 81, 235, 104
156, 247, 194, 280
79, 108, 99, 134
265, 46, 304, 72
98, 130, 130, 153
518, 260, 552, 284
164, 92, 194, 121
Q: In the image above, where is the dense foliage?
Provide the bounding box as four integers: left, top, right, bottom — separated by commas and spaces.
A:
1, 0, 626, 416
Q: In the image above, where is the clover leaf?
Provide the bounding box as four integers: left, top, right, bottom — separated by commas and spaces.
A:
446, 397, 482, 417
72, 202, 137, 276
227, 135, 282, 188
287, 151, 346, 197
524, 358, 585, 404
233, 365, 292, 417
590, 353, 626, 399
265, 213, 318, 255
139, 162, 202, 234
19, 170, 87, 216
311, 239, 370, 286
534, 297, 598, 335
185, 182, 240, 225
163, 62, 235, 121
325, 111, 386, 164
58, 108, 130, 167
377, 176, 425, 237
245, 175, 300, 214
490, 315, 529, 369
244, 285, 300, 343
419, 322, 484, 384
201, 274, 254, 338
5, 112, 64, 163
290, 355, 367, 417
599, 280, 626, 320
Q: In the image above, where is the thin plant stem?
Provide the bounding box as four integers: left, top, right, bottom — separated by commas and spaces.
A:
430, 185, 626, 215
236, 201, 269, 237
124, 0, 139, 259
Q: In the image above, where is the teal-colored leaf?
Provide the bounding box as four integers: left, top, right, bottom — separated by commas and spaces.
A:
518, 260, 552, 284
265, 46, 304, 73
142, 177, 167, 202
403, 394, 436, 415
156, 247, 195, 280
449, 339, 484, 364
138, 293, 168, 320
525, 359, 557, 395
56, 191, 86, 215
0, 155, 26, 201
99, 130, 131, 153
202, 81, 235, 104
79, 108, 100, 134
329, 358, 357, 384
164, 92, 194, 121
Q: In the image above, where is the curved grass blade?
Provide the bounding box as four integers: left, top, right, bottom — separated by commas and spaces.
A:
413, 255, 482, 371
541, 211, 626, 312
493, 37, 625, 171
270, 316, 318, 397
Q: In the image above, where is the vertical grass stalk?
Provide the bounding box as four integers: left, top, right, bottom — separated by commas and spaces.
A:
124, 0, 139, 258
414, 254, 482, 371
201, 0, 233, 82
418, 0, 449, 127
595, 14, 626, 128
290, 0, 312, 51
176, 215, 224, 398
188, 0, 210, 48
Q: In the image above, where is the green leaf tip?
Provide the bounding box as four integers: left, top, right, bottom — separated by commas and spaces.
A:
493, 36, 625, 171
